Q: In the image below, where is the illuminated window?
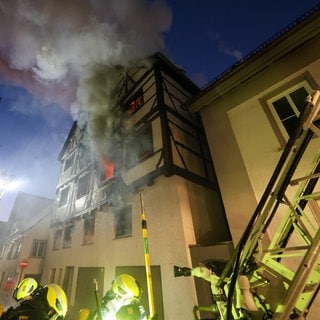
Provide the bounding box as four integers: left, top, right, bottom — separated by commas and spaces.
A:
114, 205, 132, 238
83, 217, 95, 244
59, 187, 69, 207
31, 240, 46, 257
77, 174, 90, 199
63, 225, 73, 248
127, 89, 144, 114
125, 125, 153, 170
53, 229, 62, 250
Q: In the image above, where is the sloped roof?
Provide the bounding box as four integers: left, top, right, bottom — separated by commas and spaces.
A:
7, 191, 54, 236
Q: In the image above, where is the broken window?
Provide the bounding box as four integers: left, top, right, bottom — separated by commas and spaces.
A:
127, 89, 144, 114
53, 229, 62, 250
125, 125, 153, 170
77, 173, 90, 199
63, 225, 73, 248
31, 240, 46, 257
114, 205, 132, 238
83, 216, 95, 244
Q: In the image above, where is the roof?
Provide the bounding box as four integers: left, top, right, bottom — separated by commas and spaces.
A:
188, 2, 320, 112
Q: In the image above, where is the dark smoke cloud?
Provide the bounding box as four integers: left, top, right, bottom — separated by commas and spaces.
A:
0, 0, 172, 153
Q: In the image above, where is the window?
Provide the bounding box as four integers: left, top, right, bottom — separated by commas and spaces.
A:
114, 205, 132, 238
83, 217, 95, 244
64, 154, 74, 171
77, 174, 90, 199
13, 241, 22, 259
127, 89, 144, 114
125, 125, 153, 170
7, 244, 14, 259
63, 225, 73, 248
265, 81, 313, 143
79, 144, 91, 170
0, 245, 5, 259
59, 187, 69, 207
53, 229, 62, 250
49, 268, 56, 283
272, 86, 308, 137
31, 240, 46, 257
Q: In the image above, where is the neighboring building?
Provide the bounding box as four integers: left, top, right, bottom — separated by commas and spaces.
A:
41, 53, 232, 319
188, 3, 320, 319
0, 192, 53, 308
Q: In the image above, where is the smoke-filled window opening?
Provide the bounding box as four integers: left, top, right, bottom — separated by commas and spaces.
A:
59, 186, 70, 207
78, 144, 91, 170
77, 173, 90, 199
63, 224, 74, 248
53, 229, 62, 250
30, 240, 46, 257
83, 215, 95, 245
124, 125, 153, 170
13, 240, 22, 259
114, 205, 132, 238
64, 153, 75, 171
126, 88, 144, 114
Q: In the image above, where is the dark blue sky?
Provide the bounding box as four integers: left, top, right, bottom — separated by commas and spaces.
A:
0, 0, 319, 221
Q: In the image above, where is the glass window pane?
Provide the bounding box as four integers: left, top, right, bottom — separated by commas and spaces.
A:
289, 87, 309, 113
272, 97, 294, 120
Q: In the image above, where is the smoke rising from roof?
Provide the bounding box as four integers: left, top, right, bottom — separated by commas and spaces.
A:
0, 0, 172, 152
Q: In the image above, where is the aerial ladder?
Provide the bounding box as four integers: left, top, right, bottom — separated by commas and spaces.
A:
175, 89, 320, 319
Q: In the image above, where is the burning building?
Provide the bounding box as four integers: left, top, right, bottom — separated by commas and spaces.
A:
39, 52, 232, 319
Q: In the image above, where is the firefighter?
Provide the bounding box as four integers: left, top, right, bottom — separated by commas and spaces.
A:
12, 277, 39, 302
91, 274, 147, 320
1, 277, 40, 319
1, 284, 68, 320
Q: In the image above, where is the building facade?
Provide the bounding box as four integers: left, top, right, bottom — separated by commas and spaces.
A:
0, 192, 53, 309
188, 4, 320, 319
41, 53, 232, 319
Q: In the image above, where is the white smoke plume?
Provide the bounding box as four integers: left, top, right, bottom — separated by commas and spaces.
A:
0, 0, 172, 154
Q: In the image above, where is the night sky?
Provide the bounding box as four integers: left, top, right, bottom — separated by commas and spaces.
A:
0, 0, 319, 221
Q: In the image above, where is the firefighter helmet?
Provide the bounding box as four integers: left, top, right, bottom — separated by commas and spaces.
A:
112, 274, 141, 299
45, 284, 68, 319
12, 277, 39, 301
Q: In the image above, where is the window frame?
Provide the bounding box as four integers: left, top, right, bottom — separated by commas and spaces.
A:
30, 240, 47, 257
114, 205, 132, 239
59, 186, 70, 207
124, 124, 154, 170
77, 173, 91, 199
83, 216, 95, 245
53, 229, 63, 250
261, 77, 315, 146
